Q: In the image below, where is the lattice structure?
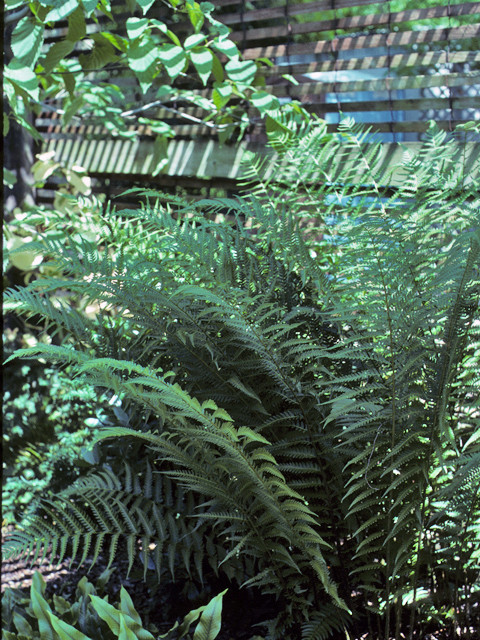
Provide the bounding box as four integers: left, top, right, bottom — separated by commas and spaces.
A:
37, 0, 480, 193
217, 0, 480, 141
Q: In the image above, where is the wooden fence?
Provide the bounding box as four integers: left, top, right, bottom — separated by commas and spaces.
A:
37, 0, 480, 201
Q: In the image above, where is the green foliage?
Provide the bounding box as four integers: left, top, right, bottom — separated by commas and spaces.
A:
4, 0, 309, 168
3, 119, 480, 639
1, 569, 227, 640
2, 328, 115, 526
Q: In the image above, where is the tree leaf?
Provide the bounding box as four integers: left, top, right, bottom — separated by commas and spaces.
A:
7, 235, 44, 271
11, 17, 44, 68
158, 44, 186, 81
101, 31, 129, 53
282, 73, 299, 86
43, 40, 75, 74
80, 0, 98, 16
3, 113, 10, 138
4, 61, 39, 101
64, 95, 84, 124
212, 82, 232, 110
225, 59, 256, 85
126, 17, 149, 41
67, 6, 87, 41
187, 1, 204, 33
127, 37, 157, 93
3, 168, 17, 189
45, 0, 80, 22
250, 91, 279, 114
184, 33, 207, 50
200, 2, 214, 12
136, 0, 155, 14
212, 39, 238, 59
165, 29, 181, 46
151, 135, 170, 177
211, 53, 224, 83
79, 38, 118, 71
190, 47, 213, 85
150, 19, 168, 35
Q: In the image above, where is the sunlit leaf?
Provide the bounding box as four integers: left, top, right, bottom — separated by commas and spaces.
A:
80, 0, 98, 16
101, 31, 128, 53
150, 19, 168, 35
136, 0, 155, 14
251, 91, 280, 114
212, 39, 238, 59
188, 2, 204, 33
190, 47, 213, 85
184, 33, 207, 50
158, 44, 186, 81
282, 73, 299, 86
127, 37, 157, 93
4, 61, 39, 101
225, 59, 256, 85
126, 17, 148, 41
45, 0, 79, 22
11, 17, 43, 68
212, 81, 232, 110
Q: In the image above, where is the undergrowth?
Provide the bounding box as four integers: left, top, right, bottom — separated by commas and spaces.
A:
3, 118, 479, 639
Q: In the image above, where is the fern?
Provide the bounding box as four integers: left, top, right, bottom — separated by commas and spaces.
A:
3, 119, 479, 639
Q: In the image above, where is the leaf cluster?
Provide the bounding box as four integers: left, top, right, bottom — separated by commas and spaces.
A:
4, 0, 307, 169
2, 569, 226, 640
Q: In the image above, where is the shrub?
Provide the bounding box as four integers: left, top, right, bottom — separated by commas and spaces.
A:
3, 119, 479, 639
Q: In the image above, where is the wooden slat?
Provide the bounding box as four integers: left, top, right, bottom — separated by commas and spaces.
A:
297, 96, 480, 113
229, 3, 480, 43
219, 0, 402, 25
323, 120, 477, 133
267, 73, 480, 97
45, 134, 479, 184
258, 51, 480, 76
38, 96, 477, 141
239, 24, 480, 60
